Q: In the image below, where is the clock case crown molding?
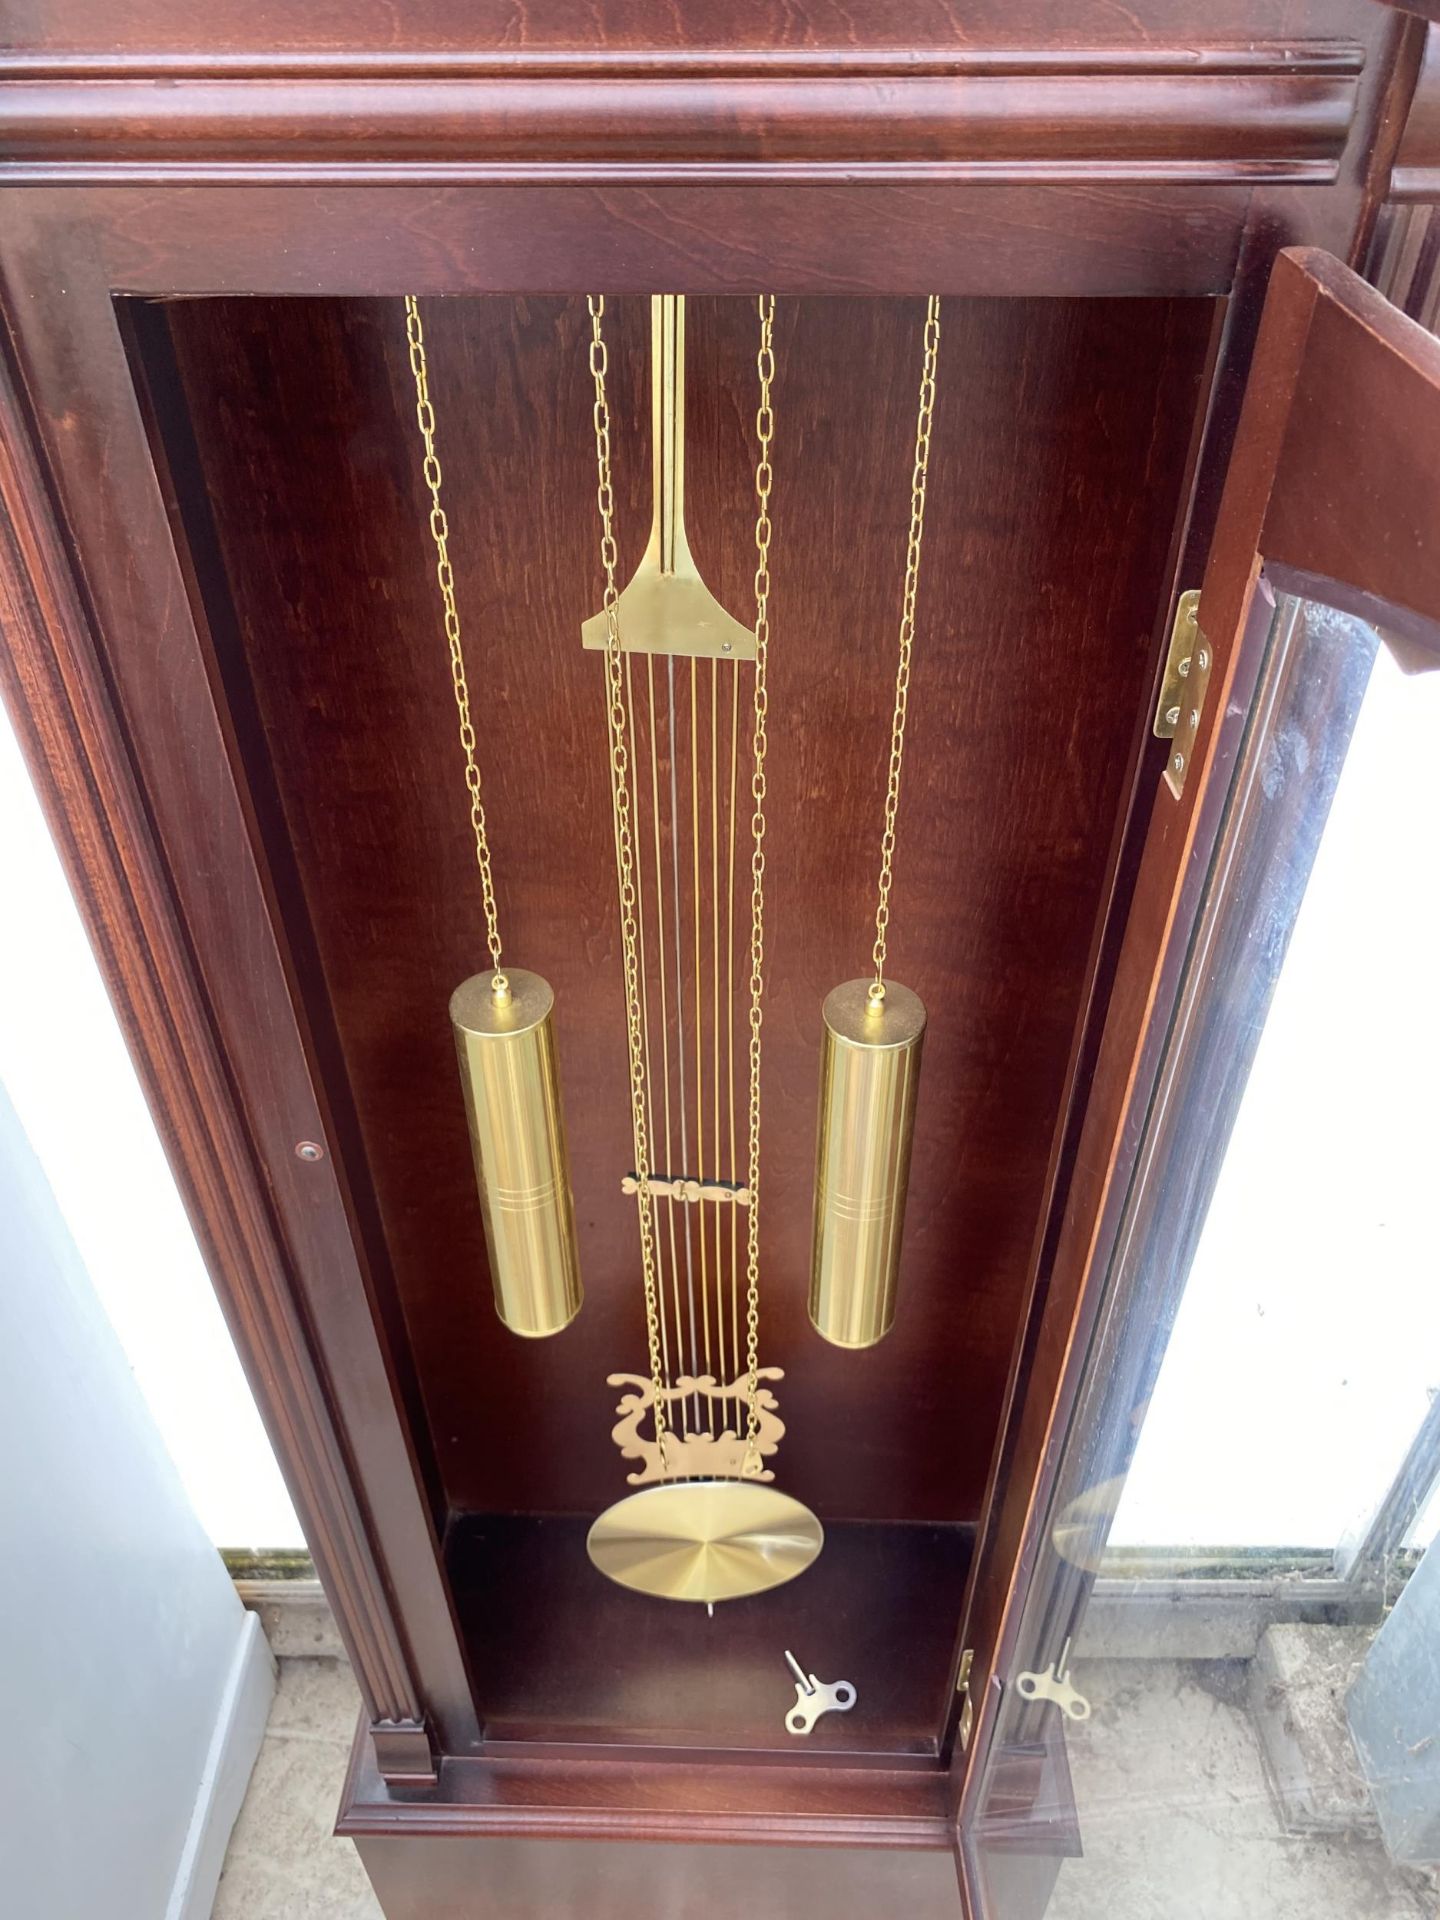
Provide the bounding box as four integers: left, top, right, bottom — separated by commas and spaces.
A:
0, 40, 1367, 187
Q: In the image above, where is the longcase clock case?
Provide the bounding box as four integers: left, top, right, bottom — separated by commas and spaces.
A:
3, 4, 1440, 1915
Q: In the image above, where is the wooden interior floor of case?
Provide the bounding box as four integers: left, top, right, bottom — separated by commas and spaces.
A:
447, 1513, 974, 1755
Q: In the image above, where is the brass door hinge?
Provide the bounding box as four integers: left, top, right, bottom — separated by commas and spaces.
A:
956, 1647, 975, 1751
1153, 590, 1213, 799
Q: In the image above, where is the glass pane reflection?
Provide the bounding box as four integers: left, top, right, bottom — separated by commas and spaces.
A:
972, 594, 1440, 1918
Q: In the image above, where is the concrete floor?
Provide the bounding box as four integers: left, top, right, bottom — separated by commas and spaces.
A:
1048, 1660, 1437, 1920
212, 1657, 379, 1920
215, 1650, 1438, 1918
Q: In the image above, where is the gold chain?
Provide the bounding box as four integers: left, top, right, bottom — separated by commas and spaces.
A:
587, 295, 670, 1459
870, 295, 941, 1005
404, 295, 507, 993
742, 294, 776, 1467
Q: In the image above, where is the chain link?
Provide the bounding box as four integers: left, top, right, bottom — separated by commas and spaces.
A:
404, 295, 507, 993
586, 296, 671, 1460
741, 294, 776, 1468
870, 295, 941, 1003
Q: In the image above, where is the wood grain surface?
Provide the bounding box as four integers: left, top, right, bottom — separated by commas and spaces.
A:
155, 289, 1213, 1529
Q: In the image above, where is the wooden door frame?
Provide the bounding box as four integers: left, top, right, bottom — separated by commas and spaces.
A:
957, 243, 1440, 1904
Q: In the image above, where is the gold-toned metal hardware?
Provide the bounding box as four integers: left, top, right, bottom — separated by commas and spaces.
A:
586, 292, 784, 1514
809, 978, 926, 1348
608, 1369, 785, 1486
620, 1173, 751, 1206
1016, 1638, 1091, 1723
869, 295, 941, 1003
956, 1648, 975, 1751
586, 1480, 823, 1604
404, 296, 507, 992
588, 295, 675, 1447
1153, 589, 1213, 799
410, 296, 580, 1340
582, 296, 756, 662
784, 1651, 857, 1736
807, 301, 939, 1358
450, 970, 582, 1338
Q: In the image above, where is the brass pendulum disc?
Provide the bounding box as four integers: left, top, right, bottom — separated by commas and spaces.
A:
587, 1481, 823, 1604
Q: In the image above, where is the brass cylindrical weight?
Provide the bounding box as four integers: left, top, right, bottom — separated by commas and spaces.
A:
809, 978, 926, 1348
450, 969, 582, 1338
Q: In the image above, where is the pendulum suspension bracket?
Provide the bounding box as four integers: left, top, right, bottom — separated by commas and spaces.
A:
581, 295, 757, 662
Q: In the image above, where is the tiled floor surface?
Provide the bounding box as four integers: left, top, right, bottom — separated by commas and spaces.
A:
216, 1652, 1438, 1918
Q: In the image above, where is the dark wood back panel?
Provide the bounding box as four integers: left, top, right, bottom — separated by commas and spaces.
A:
156, 290, 1212, 1523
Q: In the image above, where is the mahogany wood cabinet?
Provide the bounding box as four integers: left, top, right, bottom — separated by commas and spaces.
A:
5, 6, 1440, 1916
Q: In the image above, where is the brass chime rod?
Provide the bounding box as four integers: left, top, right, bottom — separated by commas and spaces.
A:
868, 293, 941, 1011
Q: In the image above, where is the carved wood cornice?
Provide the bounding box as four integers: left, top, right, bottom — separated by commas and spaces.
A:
0, 42, 1366, 187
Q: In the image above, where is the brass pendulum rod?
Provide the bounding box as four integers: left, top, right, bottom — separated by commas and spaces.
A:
644, 654, 689, 1420
727, 657, 742, 1387
625, 651, 669, 1386
587, 295, 672, 1462
691, 656, 712, 1434
809, 296, 941, 1351
405, 294, 583, 1340
711, 656, 725, 1402
669, 653, 700, 1435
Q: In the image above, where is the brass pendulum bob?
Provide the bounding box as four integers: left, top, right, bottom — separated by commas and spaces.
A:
451, 969, 582, 1339
809, 978, 925, 1348
586, 1480, 823, 1605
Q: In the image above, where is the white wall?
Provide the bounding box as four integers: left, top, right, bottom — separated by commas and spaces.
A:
0, 700, 301, 1547
0, 1082, 273, 1920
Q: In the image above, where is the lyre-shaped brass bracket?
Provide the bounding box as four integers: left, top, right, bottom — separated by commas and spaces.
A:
607, 1370, 784, 1485
581, 296, 757, 661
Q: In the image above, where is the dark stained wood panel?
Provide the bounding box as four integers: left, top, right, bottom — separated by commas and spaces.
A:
446, 1513, 973, 1756
157, 289, 1213, 1527
0, 0, 1384, 58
